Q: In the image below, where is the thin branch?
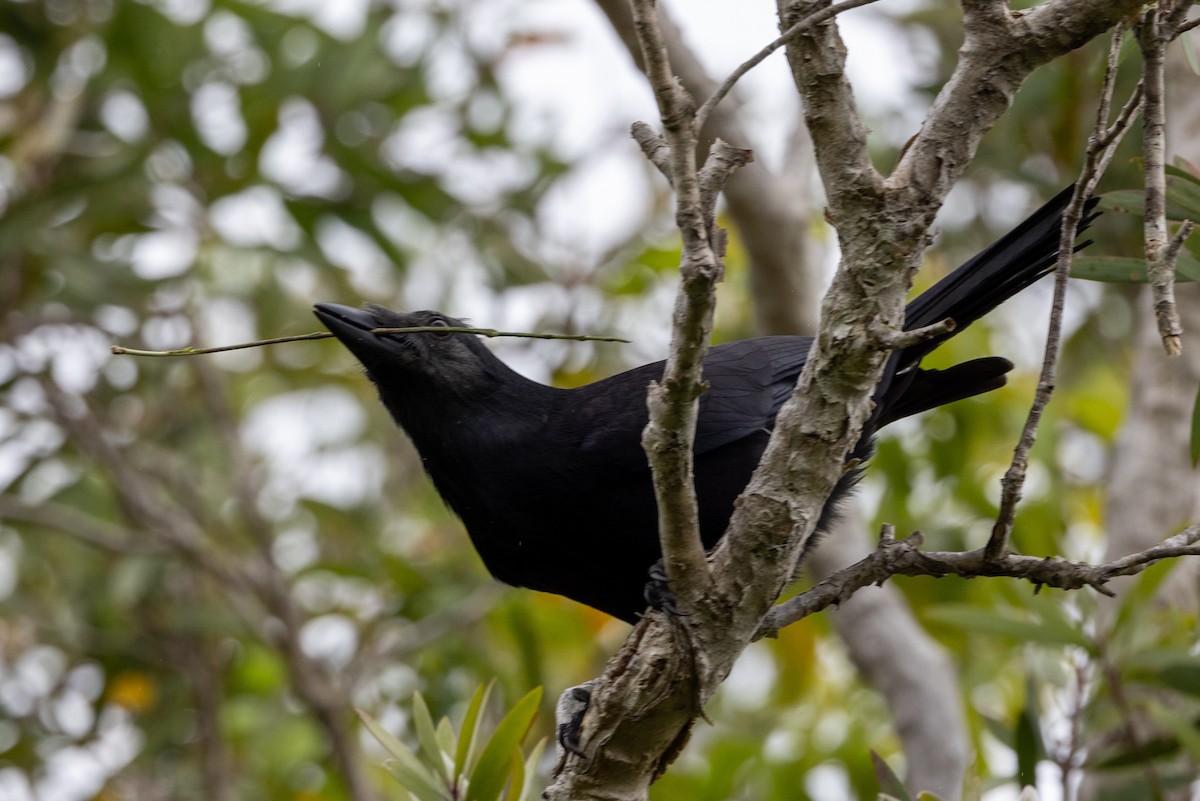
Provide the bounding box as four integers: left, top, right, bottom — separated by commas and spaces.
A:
760, 524, 1200, 637
110, 326, 629, 357
631, 0, 725, 614
631, 121, 673, 183
591, 0, 827, 334
1138, 3, 1185, 355
779, 0, 882, 210
890, 0, 1144, 208
1094, 20, 1127, 127
548, 1, 752, 796
868, 317, 955, 351
985, 26, 1141, 562
697, 139, 754, 245
0, 495, 163, 555
694, 0, 881, 131
1178, 16, 1200, 37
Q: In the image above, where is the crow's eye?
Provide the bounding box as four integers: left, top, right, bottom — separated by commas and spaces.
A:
431, 318, 451, 337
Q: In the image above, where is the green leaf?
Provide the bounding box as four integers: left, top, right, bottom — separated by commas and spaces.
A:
924, 604, 1090, 649
516, 737, 548, 801
1015, 706, 1042, 787
1114, 559, 1183, 633
1166, 162, 1200, 186
1071, 256, 1151, 283
1097, 185, 1199, 223
456, 681, 495, 781
1144, 661, 1200, 698
980, 714, 1014, 748
467, 686, 542, 801
436, 716, 458, 760
1176, 251, 1200, 282
507, 750, 525, 801
358, 708, 411, 761
358, 710, 450, 801
1166, 174, 1200, 221
1099, 190, 1147, 216
1070, 255, 1200, 284
871, 750, 912, 801
382, 758, 453, 801
1146, 704, 1200, 762
414, 693, 451, 783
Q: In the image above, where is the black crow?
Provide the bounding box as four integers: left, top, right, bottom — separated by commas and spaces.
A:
315, 186, 1097, 623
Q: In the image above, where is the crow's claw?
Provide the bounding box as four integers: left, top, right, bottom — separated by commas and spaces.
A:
643, 559, 689, 617
556, 683, 594, 758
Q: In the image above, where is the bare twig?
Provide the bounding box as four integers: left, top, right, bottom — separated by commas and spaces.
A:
547, 1, 751, 796
630, 0, 727, 614
697, 140, 753, 231
1138, 3, 1186, 356
0, 496, 163, 555
868, 318, 955, 351
110, 326, 629, 357
631, 121, 673, 182
985, 26, 1142, 562
761, 524, 1200, 637
590, 0, 826, 334
694, 0, 881, 131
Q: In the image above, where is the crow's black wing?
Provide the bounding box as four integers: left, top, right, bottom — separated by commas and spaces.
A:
693, 336, 813, 454
568, 336, 813, 466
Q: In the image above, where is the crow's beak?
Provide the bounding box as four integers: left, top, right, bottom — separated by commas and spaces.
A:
314, 303, 375, 333
314, 303, 392, 363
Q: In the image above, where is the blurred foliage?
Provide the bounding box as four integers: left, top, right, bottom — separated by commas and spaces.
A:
360, 684, 545, 801
0, 1, 1197, 800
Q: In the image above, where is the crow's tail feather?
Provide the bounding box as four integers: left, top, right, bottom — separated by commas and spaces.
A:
899, 185, 1100, 368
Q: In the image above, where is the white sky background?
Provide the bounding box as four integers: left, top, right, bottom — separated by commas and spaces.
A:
0, 1, 1104, 798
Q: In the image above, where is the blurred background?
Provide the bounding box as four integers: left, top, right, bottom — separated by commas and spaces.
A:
1, 0, 1198, 799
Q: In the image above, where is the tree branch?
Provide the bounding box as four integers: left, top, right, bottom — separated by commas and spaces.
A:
762, 524, 1200, 637
630, 0, 745, 616
592, 0, 825, 333
548, 4, 753, 794
985, 25, 1143, 562
1137, 0, 1195, 356
778, 0, 882, 212
694, 0, 880, 132
890, 0, 1145, 214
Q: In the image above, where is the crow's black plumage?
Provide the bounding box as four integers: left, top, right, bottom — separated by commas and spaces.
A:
315, 186, 1098, 623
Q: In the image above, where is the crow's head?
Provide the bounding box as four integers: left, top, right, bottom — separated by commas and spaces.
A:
314, 303, 503, 401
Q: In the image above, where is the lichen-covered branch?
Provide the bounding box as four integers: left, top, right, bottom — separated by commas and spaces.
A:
761, 524, 1200, 637
889, 0, 1145, 216
629, 0, 725, 619
1137, 0, 1196, 356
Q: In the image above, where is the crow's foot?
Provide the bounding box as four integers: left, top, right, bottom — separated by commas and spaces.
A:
643, 559, 688, 617
555, 681, 596, 759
